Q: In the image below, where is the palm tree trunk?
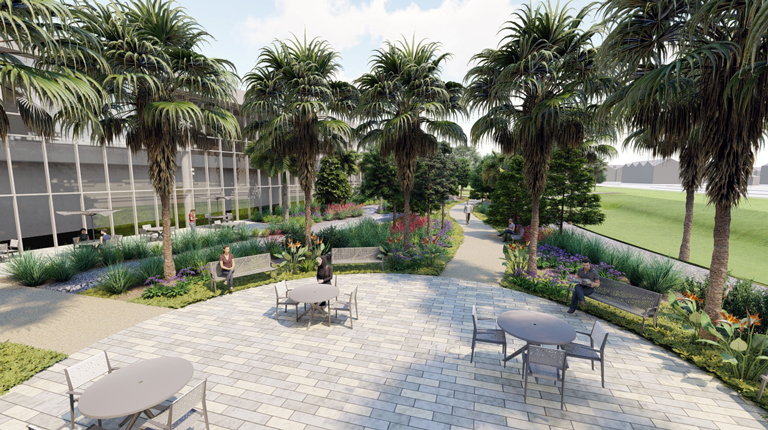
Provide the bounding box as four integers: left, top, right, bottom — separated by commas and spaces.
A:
526, 191, 540, 275
160, 193, 175, 280
282, 172, 289, 223
701, 204, 731, 337
304, 188, 312, 245
678, 188, 695, 261
403, 189, 412, 246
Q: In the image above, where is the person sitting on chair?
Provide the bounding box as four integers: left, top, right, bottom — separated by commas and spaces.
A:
316, 255, 333, 306
99, 229, 111, 245
78, 228, 89, 242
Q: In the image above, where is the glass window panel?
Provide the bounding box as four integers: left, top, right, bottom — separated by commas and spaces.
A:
208, 153, 221, 188
175, 152, 184, 189
132, 150, 152, 191
0, 196, 16, 241
8, 114, 31, 135
53, 194, 86, 243
0, 141, 11, 195
236, 154, 248, 187
8, 135, 47, 194
77, 145, 107, 192
47, 142, 79, 193
109, 192, 137, 236
106, 147, 132, 193
192, 151, 207, 189
135, 192, 158, 228
249, 168, 259, 188
17, 195, 52, 238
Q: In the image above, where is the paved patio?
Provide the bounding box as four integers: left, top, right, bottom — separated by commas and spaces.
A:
2, 273, 766, 430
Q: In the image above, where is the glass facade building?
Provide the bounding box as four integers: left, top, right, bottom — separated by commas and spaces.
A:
0, 106, 307, 250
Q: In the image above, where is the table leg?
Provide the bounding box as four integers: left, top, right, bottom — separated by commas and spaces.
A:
123, 412, 140, 430
307, 305, 315, 330
503, 345, 526, 365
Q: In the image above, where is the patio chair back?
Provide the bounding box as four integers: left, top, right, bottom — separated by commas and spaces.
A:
591, 321, 609, 351
9, 239, 18, 251
275, 280, 288, 297
524, 345, 568, 409
166, 380, 207, 429
0, 243, 7, 253
64, 351, 115, 390
112, 235, 123, 243
527, 346, 567, 373
142, 224, 152, 230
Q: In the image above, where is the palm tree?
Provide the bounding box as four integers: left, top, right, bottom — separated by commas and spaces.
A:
356, 38, 466, 245
581, 140, 618, 189
72, 0, 240, 280
601, 0, 768, 326
0, 0, 102, 141
244, 143, 297, 223
464, 2, 607, 274
242, 36, 354, 244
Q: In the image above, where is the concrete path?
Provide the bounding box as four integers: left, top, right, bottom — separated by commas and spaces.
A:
0, 282, 167, 354
3, 273, 766, 430
439, 201, 506, 284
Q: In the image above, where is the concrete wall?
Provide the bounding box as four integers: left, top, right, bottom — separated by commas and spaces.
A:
761, 164, 768, 184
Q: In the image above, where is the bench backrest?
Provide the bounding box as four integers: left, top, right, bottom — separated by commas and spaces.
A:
208, 253, 271, 278
595, 277, 661, 311
332, 247, 380, 262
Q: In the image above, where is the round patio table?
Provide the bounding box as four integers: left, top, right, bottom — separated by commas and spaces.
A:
288, 282, 340, 330
78, 357, 193, 430
497, 310, 576, 366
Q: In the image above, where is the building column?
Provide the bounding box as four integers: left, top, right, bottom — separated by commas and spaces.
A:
181, 148, 194, 227
73, 141, 86, 230
2, 140, 23, 251
218, 138, 225, 213
41, 137, 58, 248
101, 145, 115, 234
127, 150, 139, 235
233, 150, 239, 220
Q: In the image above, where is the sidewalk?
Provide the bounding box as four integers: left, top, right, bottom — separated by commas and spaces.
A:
439, 201, 506, 284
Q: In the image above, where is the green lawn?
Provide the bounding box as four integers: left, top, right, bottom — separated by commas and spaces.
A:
586, 187, 768, 285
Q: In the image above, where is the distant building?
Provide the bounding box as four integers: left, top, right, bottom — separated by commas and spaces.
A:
749, 166, 761, 185
605, 165, 622, 182
761, 164, 768, 184
605, 159, 681, 184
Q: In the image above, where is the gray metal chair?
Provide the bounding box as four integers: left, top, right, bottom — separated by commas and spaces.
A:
63, 351, 120, 429
0, 243, 9, 261
139, 380, 209, 430
274, 280, 302, 322
560, 320, 609, 388
331, 286, 358, 328
523, 346, 568, 410
470, 305, 507, 365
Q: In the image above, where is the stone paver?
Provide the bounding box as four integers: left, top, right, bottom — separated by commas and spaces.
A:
2, 273, 766, 430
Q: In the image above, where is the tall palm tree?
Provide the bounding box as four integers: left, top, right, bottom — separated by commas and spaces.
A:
0, 0, 102, 141
244, 143, 297, 223
464, 2, 607, 274
72, 0, 240, 279
356, 38, 466, 245
242, 36, 355, 244
601, 0, 768, 326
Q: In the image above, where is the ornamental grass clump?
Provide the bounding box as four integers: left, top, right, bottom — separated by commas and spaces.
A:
6, 252, 49, 286
120, 238, 152, 260
46, 254, 77, 282
99, 243, 124, 266
68, 246, 100, 273
136, 256, 164, 283
100, 264, 139, 295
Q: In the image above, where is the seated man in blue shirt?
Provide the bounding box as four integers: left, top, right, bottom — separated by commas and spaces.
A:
100, 229, 111, 245
78, 228, 89, 242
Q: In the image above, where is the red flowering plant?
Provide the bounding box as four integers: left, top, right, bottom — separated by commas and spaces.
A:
522, 225, 554, 243
700, 309, 768, 381
391, 214, 428, 233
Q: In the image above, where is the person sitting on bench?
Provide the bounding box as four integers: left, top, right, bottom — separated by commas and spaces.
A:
498, 219, 523, 241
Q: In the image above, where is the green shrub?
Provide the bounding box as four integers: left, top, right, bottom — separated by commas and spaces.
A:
136, 256, 164, 283
0, 342, 66, 395
99, 243, 124, 266
234, 224, 252, 242
315, 225, 350, 249
69, 246, 101, 272
638, 258, 682, 294
46, 254, 77, 282
6, 252, 50, 286
100, 264, 139, 295
120, 238, 152, 260
231, 238, 266, 257
347, 218, 390, 248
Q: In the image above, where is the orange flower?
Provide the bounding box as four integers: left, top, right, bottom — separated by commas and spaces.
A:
683, 291, 704, 305
748, 311, 762, 327
717, 311, 741, 325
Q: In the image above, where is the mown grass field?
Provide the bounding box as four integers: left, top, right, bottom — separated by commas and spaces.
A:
586, 187, 768, 285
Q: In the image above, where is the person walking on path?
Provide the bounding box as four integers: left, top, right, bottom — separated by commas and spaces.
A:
463, 201, 472, 224
219, 245, 235, 292
567, 257, 600, 313
189, 209, 196, 232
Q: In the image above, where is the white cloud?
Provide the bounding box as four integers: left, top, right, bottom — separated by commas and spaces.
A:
238, 0, 520, 82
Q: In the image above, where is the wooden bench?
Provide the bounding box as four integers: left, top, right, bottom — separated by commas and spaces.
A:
207, 253, 275, 293
331, 247, 384, 269
567, 276, 661, 334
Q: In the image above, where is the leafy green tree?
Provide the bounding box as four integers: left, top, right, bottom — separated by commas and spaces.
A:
243, 36, 355, 244
542, 149, 604, 232
468, 155, 494, 201
464, 2, 608, 273
356, 38, 466, 245
412, 142, 458, 230
245, 144, 297, 222
487, 156, 532, 227
601, 0, 768, 323
74, 0, 240, 279
359, 149, 402, 219
455, 157, 471, 198
315, 156, 353, 205
453, 145, 482, 169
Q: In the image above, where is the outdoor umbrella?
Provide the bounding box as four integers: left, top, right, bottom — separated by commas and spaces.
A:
55, 209, 120, 240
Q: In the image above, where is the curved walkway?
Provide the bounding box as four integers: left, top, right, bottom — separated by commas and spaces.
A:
440, 201, 506, 284
2, 273, 766, 430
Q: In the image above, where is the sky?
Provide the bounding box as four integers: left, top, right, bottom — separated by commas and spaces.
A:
177, 0, 768, 168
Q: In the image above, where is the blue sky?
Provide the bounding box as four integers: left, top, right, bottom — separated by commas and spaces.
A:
176, 0, 767, 167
